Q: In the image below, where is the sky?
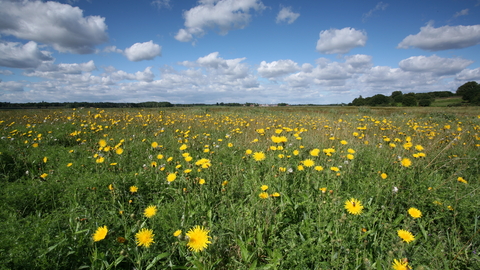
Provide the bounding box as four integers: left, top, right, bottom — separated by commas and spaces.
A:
1, 0, 480, 105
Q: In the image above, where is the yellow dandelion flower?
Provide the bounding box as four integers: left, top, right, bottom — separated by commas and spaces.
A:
135, 228, 155, 248
32, 143, 39, 148
157, 154, 164, 159
199, 178, 206, 185
271, 192, 280, 197
115, 148, 123, 155
40, 173, 48, 179
303, 159, 315, 167
151, 142, 158, 148
92, 225, 108, 242
314, 166, 324, 171
96, 157, 105, 163
297, 165, 304, 171
186, 225, 211, 252
397, 229, 415, 243
380, 173, 388, 179
129, 186, 138, 193
415, 145, 424, 151
252, 151, 266, 161
151, 161, 157, 167
346, 154, 354, 160
144, 205, 157, 218
330, 166, 340, 172
261, 185, 268, 191
319, 187, 327, 193
167, 173, 177, 182
457, 177, 467, 184
344, 198, 364, 215
408, 207, 422, 218
259, 192, 269, 199
173, 230, 182, 237
340, 140, 348, 145
392, 259, 411, 270
99, 139, 107, 147
400, 158, 412, 167
293, 149, 300, 155
245, 149, 252, 155
222, 180, 228, 186
67, 163, 73, 167
309, 148, 320, 156
179, 144, 188, 150
43, 156, 48, 163
347, 148, 355, 154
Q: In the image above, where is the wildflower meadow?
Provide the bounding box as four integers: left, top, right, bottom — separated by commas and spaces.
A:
0, 106, 479, 269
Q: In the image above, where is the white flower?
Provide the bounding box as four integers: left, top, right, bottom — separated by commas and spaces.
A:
392, 186, 398, 193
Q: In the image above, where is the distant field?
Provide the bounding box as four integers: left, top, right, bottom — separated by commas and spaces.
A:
431, 96, 463, 107
1, 106, 479, 269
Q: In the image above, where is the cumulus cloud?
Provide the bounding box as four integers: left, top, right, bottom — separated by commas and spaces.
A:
124, 41, 162, 62
23, 60, 97, 79
0, 70, 13, 75
0, 80, 24, 92
316, 27, 367, 54
258, 59, 299, 78
0, 0, 108, 54
362, 2, 388, 22
276, 6, 300, 24
0, 41, 53, 68
399, 55, 473, 75
455, 68, 480, 81
397, 23, 480, 51
175, 0, 266, 42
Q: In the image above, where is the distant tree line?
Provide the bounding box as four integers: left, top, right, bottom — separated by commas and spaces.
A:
348, 91, 455, 107
456, 81, 480, 105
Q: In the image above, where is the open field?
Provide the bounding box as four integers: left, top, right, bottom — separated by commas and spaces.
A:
1, 106, 479, 269
430, 97, 464, 107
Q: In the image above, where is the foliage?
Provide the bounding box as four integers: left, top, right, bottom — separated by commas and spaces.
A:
1, 106, 480, 269
457, 81, 480, 104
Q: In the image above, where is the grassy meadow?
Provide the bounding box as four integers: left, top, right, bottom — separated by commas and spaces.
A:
1, 106, 479, 270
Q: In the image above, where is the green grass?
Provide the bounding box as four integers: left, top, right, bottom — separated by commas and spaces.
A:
0, 107, 479, 269
430, 97, 463, 107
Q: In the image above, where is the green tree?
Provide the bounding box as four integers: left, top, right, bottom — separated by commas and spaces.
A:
402, 93, 417, 106
456, 81, 480, 103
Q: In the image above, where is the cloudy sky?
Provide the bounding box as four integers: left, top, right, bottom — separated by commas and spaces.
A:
1, 0, 480, 104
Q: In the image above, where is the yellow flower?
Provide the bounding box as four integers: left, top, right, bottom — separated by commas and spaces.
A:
302, 159, 315, 167
151, 141, 158, 148
199, 178, 206, 185
380, 173, 388, 179
186, 225, 211, 252
392, 259, 411, 270
32, 143, 39, 148
408, 207, 422, 218
228, 143, 233, 147
99, 139, 107, 147
173, 230, 182, 237
297, 165, 304, 171
222, 180, 228, 186
96, 157, 105, 163
293, 149, 300, 156
270, 192, 280, 197
340, 140, 348, 145
457, 177, 467, 184
92, 225, 108, 242
309, 148, 320, 156
252, 151, 266, 161
144, 205, 157, 218
400, 158, 412, 167
115, 148, 123, 155
43, 157, 48, 163
135, 228, 155, 248
157, 154, 164, 159
129, 186, 138, 193
179, 144, 188, 150
346, 154, 354, 160
347, 148, 355, 154
415, 145, 424, 151
330, 166, 340, 172
67, 163, 73, 167
245, 149, 252, 155
259, 192, 269, 199
397, 229, 415, 243
108, 184, 114, 190
260, 185, 268, 191
167, 173, 177, 182
344, 198, 364, 215
314, 166, 324, 171
151, 161, 157, 167
319, 187, 327, 193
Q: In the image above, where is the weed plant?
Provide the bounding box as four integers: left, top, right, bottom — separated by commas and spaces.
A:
0, 107, 479, 269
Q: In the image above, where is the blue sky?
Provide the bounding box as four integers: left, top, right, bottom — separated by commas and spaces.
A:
1, 0, 480, 104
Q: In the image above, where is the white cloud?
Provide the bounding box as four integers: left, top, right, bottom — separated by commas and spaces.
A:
257, 59, 299, 78
0, 41, 53, 68
0, 70, 13, 75
175, 0, 266, 42
103, 46, 123, 54
276, 6, 300, 24
397, 23, 480, 51
453, 9, 469, 18
362, 2, 388, 22
399, 55, 473, 75
0, 80, 24, 92
124, 41, 162, 62
455, 68, 480, 81
316, 27, 367, 54
23, 60, 97, 79
151, 0, 171, 9
0, 1, 108, 54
